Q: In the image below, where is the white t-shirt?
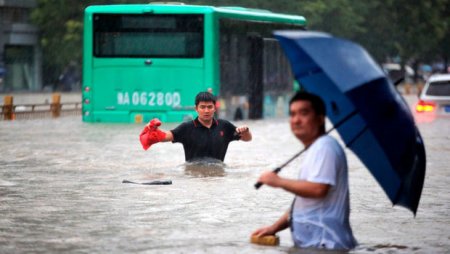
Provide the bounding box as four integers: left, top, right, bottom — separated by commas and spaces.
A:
291, 135, 357, 250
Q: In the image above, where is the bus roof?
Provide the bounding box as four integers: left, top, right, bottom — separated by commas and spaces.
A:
85, 3, 307, 26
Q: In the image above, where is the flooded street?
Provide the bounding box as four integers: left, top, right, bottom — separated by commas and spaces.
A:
0, 95, 449, 253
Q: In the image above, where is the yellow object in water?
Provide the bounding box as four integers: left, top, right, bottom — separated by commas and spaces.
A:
250, 235, 280, 246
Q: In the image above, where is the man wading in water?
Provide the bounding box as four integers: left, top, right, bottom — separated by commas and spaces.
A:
252, 91, 357, 250
139, 91, 252, 162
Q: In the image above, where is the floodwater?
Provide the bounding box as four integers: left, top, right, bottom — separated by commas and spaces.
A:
0, 95, 449, 254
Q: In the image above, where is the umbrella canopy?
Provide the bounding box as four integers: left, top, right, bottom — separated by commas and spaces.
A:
275, 31, 426, 215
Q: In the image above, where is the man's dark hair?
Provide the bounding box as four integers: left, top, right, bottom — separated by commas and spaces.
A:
289, 91, 326, 116
289, 91, 326, 133
195, 91, 216, 106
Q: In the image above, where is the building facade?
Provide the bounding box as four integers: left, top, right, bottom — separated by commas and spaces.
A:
0, 0, 42, 92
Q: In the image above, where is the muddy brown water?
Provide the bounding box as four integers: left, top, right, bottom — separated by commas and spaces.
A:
0, 95, 449, 253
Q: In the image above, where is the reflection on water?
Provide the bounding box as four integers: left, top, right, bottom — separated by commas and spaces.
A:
0, 95, 449, 253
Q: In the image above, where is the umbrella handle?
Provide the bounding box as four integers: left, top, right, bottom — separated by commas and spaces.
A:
254, 167, 282, 189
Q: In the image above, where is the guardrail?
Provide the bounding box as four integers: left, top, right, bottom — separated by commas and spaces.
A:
1, 93, 81, 120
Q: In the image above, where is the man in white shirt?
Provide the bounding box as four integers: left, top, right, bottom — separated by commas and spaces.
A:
251, 91, 357, 250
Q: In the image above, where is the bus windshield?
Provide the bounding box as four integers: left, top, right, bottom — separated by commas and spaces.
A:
93, 14, 204, 58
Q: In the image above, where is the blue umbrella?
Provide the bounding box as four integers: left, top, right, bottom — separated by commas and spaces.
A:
273, 31, 426, 215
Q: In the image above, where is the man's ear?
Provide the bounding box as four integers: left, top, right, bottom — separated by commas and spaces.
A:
319, 114, 326, 126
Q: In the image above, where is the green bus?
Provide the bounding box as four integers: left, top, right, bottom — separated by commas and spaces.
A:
82, 3, 306, 123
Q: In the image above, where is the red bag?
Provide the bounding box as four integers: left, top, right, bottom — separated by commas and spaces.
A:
139, 119, 166, 150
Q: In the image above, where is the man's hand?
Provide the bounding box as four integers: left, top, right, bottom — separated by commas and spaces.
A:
257, 171, 282, 188
251, 225, 277, 238
235, 125, 249, 134
139, 118, 166, 150
235, 125, 252, 141
146, 118, 162, 130
251, 211, 290, 244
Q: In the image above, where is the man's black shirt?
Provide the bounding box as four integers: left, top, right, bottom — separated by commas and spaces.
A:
171, 118, 240, 161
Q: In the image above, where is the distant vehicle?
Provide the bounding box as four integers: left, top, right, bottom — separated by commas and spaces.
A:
82, 3, 306, 123
382, 63, 414, 83
416, 74, 450, 116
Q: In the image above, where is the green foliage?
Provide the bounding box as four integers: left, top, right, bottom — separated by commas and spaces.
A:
31, 0, 84, 84
31, 0, 450, 85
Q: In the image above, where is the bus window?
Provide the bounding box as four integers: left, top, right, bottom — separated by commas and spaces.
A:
93, 14, 204, 58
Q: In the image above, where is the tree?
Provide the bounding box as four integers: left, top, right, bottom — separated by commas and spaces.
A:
31, 0, 83, 87
31, 0, 450, 89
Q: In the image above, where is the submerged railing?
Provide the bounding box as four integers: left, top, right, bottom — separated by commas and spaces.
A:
1, 93, 81, 120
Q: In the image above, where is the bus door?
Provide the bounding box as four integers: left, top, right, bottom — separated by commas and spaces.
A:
219, 19, 296, 121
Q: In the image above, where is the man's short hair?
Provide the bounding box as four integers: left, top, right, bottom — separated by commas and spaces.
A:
289, 91, 326, 116
195, 91, 216, 106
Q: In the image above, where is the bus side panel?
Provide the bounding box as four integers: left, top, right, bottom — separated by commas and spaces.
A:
89, 59, 204, 123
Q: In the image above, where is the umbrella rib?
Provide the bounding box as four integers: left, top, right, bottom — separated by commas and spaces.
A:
332, 110, 358, 130
345, 125, 368, 148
